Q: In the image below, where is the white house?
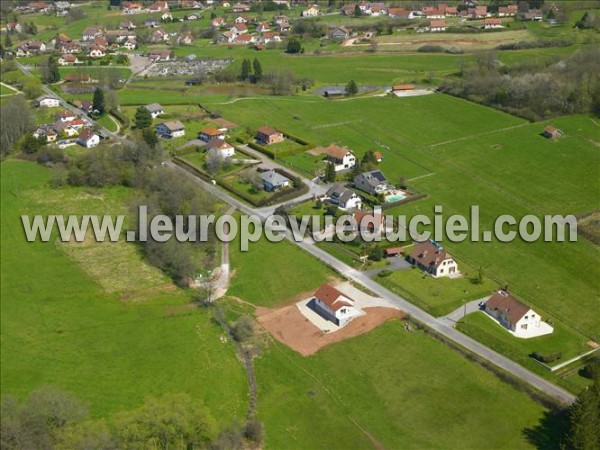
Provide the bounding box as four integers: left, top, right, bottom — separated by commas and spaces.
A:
89, 45, 106, 58
324, 144, 355, 172
55, 111, 77, 123
312, 283, 361, 327
144, 103, 164, 118
199, 127, 226, 141
36, 96, 61, 108
354, 170, 389, 195
484, 290, 554, 338
206, 138, 235, 158
428, 20, 446, 32
326, 184, 362, 211
302, 4, 319, 17
484, 18, 503, 29
407, 240, 458, 278
157, 120, 185, 138
77, 129, 100, 148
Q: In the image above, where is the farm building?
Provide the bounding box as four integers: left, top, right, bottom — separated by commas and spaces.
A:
483, 290, 554, 338
542, 126, 563, 139
256, 126, 284, 145
312, 283, 360, 327
407, 240, 458, 278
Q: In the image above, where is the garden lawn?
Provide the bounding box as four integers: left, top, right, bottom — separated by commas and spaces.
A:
457, 311, 592, 374
0, 161, 248, 423
379, 260, 499, 317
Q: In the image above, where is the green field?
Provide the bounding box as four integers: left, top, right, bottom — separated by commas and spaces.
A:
0, 161, 248, 423
256, 319, 548, 449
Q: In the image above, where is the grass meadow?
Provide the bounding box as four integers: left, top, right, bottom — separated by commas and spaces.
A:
0, 161, 248, 423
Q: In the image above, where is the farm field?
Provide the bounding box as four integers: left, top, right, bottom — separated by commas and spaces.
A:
255, 319, 549, 449
0, 161, 248, 422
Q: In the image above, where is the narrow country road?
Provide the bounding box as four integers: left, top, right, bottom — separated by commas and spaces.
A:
164, 160, 577, 407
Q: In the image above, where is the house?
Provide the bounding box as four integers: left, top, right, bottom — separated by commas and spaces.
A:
484, 18, 502, 29
72, 100, 93, 113
206, 138, 235, 158
484, 290, 554, 338
123, 38, 137, 50
66, 118, 86, 130
326, 184, 362, 211
161, 12, 173, 21
55, 110, 76, 122
256, 126, 284, 145
231, 23, 248, 35
407, 240, 458, 278
157, 120, 186, 138
428, 20, 446, 32
33, 126, 58, 143
17, 41, 47, 57
302, 4, 319, 17
147, 1, 169, 13
325, 145, 356, 172
374, 151, 383, 162
257, 22, 271, 33
82, 26, 103, 41
259, 169, 290, 191
144, 18, 159, 27
387, 8, 415, 19
234, 15, 249, 24
498, 5, 518, 17
423, 6, 445, 19
329, 26, 350, 41
144, 103, 165, 118
211, 17, 225, 27
384, 247, 403, 257
542, 126, 563, 139
36, 95, 61, 108
445, 6, 458, 17
185, 13, 201, 20
312, 283, 360, 327
199, 127, 225, 141
148, 49, 175, 61
232, 2, 250, 12
354, 170, 389, 195
471, 5, 488, 19
392, 84, 414, 93
368, 3, 387, 16
261, 32, 281, 44
178, 31, 194, 44
522, 9, 543, 21
77, 129, 100, 148
122, 2, 143, 14
89, 45, 106, 58
119, 20, 137, 29
149, 29, 169, 43
7, 22, 22, 33
58, 53, 80, 65
353, 210, 387, 234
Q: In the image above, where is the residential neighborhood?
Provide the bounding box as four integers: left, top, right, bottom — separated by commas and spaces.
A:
0, 1, 598, 449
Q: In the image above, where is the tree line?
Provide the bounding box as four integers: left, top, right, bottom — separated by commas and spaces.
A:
1, 386, 263, 450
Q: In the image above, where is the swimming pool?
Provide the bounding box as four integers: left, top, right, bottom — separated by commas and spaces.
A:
386, 193, 406, 203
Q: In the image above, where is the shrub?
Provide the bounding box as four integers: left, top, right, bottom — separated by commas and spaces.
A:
377, 269, 393, 278
530, 351, 562, 363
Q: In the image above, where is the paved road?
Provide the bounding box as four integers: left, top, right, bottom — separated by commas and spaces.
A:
440, 298, 488, 327
15, 61, 125, 142
165, 160, 577, 406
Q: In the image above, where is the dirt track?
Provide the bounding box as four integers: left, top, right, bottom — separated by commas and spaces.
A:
257, 304, 404, 356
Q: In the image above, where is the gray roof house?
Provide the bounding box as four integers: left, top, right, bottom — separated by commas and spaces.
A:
260, 170, 291, 192
354, 170, 389, 195
326, 184, 362, 210
144, 103, 164, 118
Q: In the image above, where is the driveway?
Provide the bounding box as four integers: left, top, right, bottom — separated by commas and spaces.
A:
362, 256, 412, 278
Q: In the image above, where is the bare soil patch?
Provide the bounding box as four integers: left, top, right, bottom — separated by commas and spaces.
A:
210, 117, 239, 129
257, 304, 404, 356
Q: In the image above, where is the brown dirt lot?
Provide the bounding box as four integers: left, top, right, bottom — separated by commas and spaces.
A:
256, 304, 404, 356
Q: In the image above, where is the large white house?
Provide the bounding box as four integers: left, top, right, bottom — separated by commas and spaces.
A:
144, 103, 164, 119
407, 240, 458, 278
325, 144, 356, 172
36, 96, 61, 108
77, 129, 100, 148
312, 283, 361, 327
206, 138, 235, 158
483, 290, 554, 338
